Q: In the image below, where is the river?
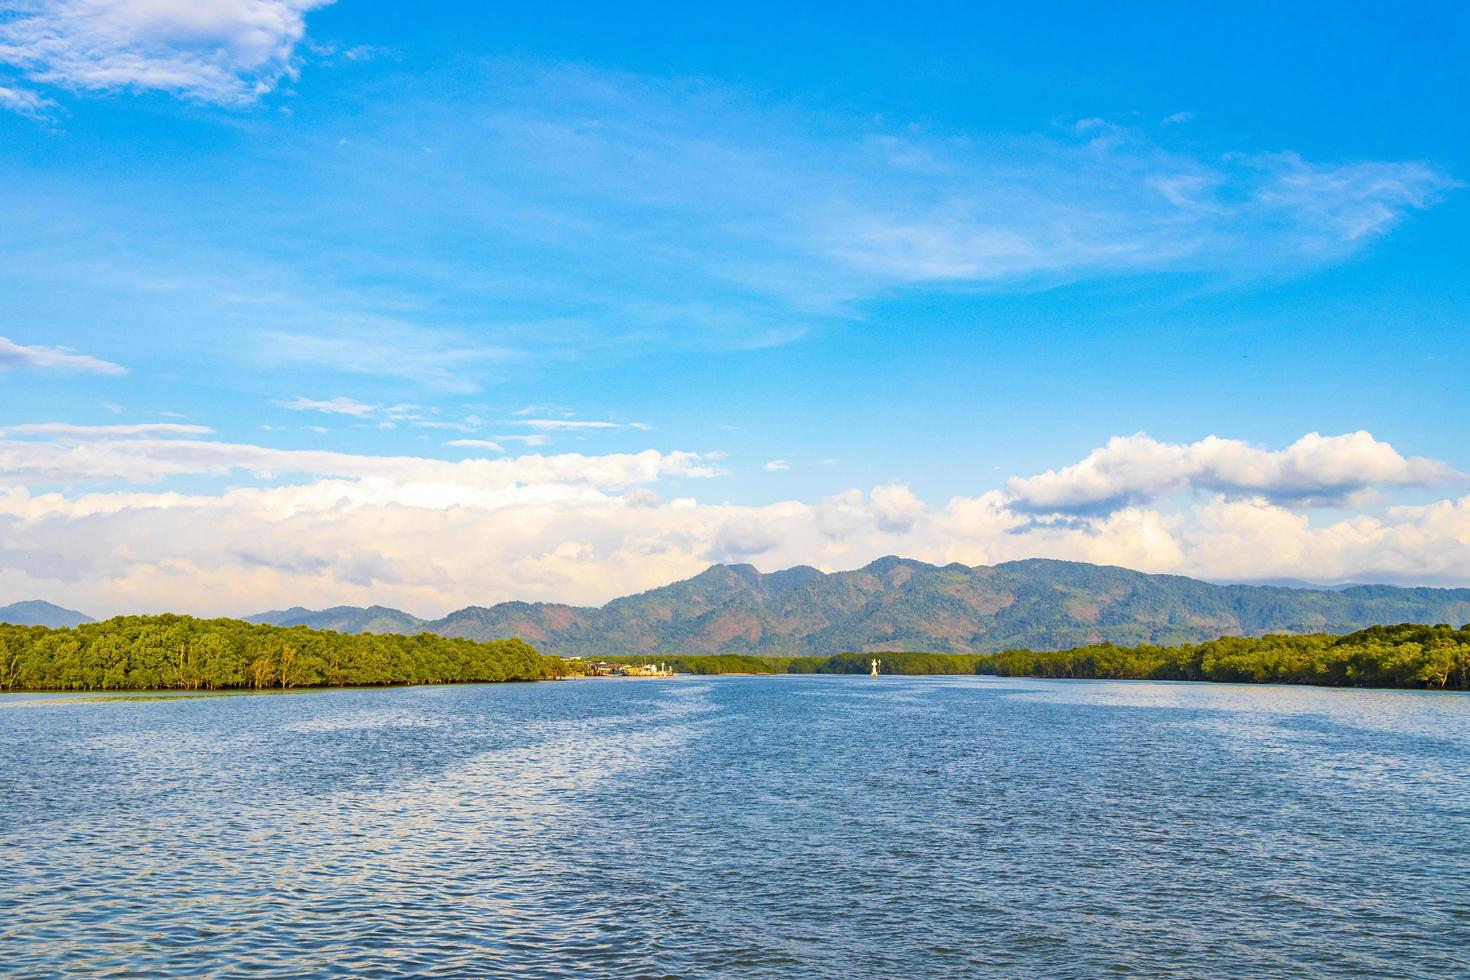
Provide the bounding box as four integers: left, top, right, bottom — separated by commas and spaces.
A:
2, 674, 1468, 977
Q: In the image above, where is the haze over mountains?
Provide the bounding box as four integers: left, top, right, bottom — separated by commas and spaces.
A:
232, 558, 1470, 657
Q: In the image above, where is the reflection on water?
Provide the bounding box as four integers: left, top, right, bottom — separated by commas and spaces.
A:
2, 676, 1468, 977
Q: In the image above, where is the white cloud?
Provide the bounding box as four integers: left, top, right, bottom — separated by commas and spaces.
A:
513, 419, 625, 431
1177, 494, 1470, 586
870, 482, 925, 533
445, 439, 506, 453
406, 420, 470, 432
0, 0, 334, 105
0, 65, 1455, 381
1006, 431, 1461, 515
0, 81, 56, 117
3, 426, 1470, 617
1, 421, 212, 438
0, 336, 125, 374
820, 146, 1455, 284
763, 459, 789, 471
277, 395, 378, 416
1247, 152, 1455, 245
0, 427, 721, 488
260, 328, 518, 392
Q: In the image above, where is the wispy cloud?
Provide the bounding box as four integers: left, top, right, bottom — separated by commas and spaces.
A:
276, 395, 378, 416
0, 424, 720, 487
512, 418, 630, 431
763, 459, 790, 472
0, 0, 334, 106
0, 336, 125, 374
373, 64, 1454, 302
1246, 152, 1450, 245
0, 81, 56, 118
1, 421, 211, 438
0, 61, 1456, 383
260, 328, 518, 392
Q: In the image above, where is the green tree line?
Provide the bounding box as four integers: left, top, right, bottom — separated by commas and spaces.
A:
5, 617, 1468, 692
608, 623, 1470, 690
0, 615, 563, 691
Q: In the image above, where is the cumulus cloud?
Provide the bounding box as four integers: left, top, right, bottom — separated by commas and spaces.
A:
2, 426, 1469, 616
0, 336, 125, 374
1006, 431, 1461, 515
870, 482, 926, 533
0, 0, 333, 105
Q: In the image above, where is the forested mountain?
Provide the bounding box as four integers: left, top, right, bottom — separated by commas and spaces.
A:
0, 600, 94, 629
247, 557, 1470, 657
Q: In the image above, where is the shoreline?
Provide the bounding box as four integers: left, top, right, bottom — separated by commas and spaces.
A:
6, 670, 1470, 699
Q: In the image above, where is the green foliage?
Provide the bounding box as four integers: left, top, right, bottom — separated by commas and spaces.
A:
0, 615, 552, 691
613, 623, 1470, 690
988, 623, 1470, 689
5, 617, 1465, 693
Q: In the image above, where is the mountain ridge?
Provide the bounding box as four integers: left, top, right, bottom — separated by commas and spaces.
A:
0, 600, 95, 628
242, 557, 1470, 657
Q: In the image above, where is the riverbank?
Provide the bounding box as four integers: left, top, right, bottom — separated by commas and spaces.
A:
5, 617, 1467, 693
605, 624, 1470, 691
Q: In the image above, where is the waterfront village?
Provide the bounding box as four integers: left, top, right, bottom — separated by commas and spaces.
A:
568, 659, 676, 678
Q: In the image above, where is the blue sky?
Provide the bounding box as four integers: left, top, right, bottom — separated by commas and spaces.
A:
1, 1, 1468, 615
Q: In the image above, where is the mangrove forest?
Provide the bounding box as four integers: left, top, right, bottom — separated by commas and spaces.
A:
2, 617, 1468, 692
0, 615, 562, 691
609, 623, 1470, 690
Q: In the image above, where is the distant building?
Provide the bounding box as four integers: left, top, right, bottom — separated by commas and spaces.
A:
582, 660, 673, 678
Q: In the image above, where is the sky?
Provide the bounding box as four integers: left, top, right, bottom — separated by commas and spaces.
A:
1, 1, 1468, 617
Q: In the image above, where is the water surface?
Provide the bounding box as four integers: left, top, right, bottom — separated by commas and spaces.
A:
3, 675, 1468, 977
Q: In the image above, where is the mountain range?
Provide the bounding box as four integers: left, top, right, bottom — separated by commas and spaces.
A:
11, 559, 1470, 655
232, 557, 1470, 657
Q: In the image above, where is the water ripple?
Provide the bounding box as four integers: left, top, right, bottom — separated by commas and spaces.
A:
2, 676, 1468, 976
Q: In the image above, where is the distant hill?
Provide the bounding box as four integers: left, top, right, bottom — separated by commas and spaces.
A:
1215, 577, 1369, 591
244, 605, 427, 634
247, 557, 1470, 657
0, 600, 94, 628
